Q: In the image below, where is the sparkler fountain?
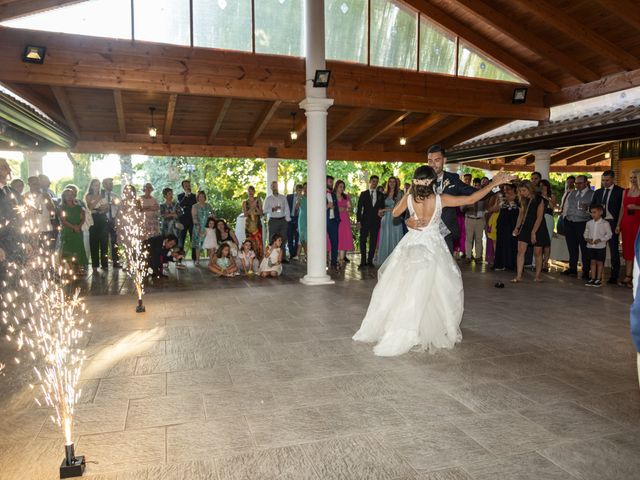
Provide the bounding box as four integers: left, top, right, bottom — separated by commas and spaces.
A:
1, 194, 90, 478
118, 185, 149, 313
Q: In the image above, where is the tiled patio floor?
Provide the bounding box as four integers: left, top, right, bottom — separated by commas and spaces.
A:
1, 260, 639, 479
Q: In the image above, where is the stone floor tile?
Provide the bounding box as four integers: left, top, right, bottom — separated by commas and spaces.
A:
301, 435, 415, 480
39, 399, 129, 438
575, 389, 640, 428
94, 374, 166, 402
447, 382, 535, 413
318, 399, 408, 436
167, 417, 254, 462
134, 353, 198, 375
271, 377, 349, 409
414, 469, 473, 480
518, 401, 620, 439
500, 375, 588, 405
540, 437, 640, 480
166, 366, 233, 396
126, 393, 205, 429
464, 452, 576, 480
203, 385, 277, 418
215, 445, 319, 480
81, 460, 218, 479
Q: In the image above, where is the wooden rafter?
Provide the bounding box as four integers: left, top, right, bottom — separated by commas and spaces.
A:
402, 0, 561, 92
464, 160, 609, 173
414, 117, 478, 151
0, 0, 84, 21
247, 100, 281, 146
565, 144, 611, 166
163, 94, 178, 142
593, 0, 640, 31
440, 118, 511, 149
384, 113, 447, 149
549, 146, 592, 165
284, 114, 306, 148
328, 108, 369, 143
514, 0, 640, 71
450, 0, 599, 83
50, 86, 79, 136
586, 154, 608, 166
546, 68, 640, 106
353, 111, 411, 150
112, 90, 126, 141
207, 97, 231, 145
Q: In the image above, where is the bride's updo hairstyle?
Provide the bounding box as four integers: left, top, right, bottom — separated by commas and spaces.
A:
411, 165, 437, 201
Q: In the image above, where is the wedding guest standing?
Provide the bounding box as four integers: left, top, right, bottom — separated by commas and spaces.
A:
191, 190, 214, 265
177, 180, 197, 261
464, 178, 486, 262
334, 180, 354, 268
591, 170, 623, 284
376, 176, 404, 265
426, 145, 475, 253
297, 182, 308, 260
85, 178, 109, 271
356, 175, 385, 268
484, 191, 501, 269
493, 184, 519, 271
140, 182, 160, 240
263, 181, 290, 262
539, 179, 557, 272
512, 181, 550, 283
286, 184, 303, 260
27, 176, 55, 249
616, 169, 640, 288
60, 188, 88, 275
160, 187, 183, 238
242, 186, 263, 258
102, 178, 121, 267
10, 179, 23, 195
326, 176, 341, 269
562, 175, 594, 279
0, 158, 22, 275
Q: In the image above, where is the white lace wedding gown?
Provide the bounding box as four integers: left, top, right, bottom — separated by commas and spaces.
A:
353, 194, 463, 356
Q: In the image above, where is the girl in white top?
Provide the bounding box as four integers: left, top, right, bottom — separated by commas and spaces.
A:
259, 234, 283, 277
584, 204, 613, 287
236, 239, 260, 275
202, 217, 218, 258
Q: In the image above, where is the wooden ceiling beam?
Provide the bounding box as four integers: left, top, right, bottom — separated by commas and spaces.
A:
450, 0, 599, 83
328, 108, 369, 143
401, 0, 561, 92
546, 68, 640, 106
112, 90, 126, 141
50, 85, 79, 136
549, 145, 597, 165
247, 100, 281, 146
464, 161, 609, 173
514, 0, 640, 71
440, 118, 511, 149
565, 144, 611, 166
284, 114, 306, 148
0, 26, 549, 121
586, 154, 608, 166
384, 113, 447, 149
593, 0, 640, 31
0, 0, 84, 21
163, 93, 178, 142
207, 97, 231, 145
353, 111, 411, 150
414, 117, 478, 152
72, 140, 427, 163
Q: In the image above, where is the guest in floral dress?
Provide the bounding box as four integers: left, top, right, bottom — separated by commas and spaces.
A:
191, 190, 214, 264
160, 187, 184, 238
139, 182, 160, 240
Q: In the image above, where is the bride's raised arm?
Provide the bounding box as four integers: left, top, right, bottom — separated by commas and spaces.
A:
441, 172, 516, 208
392, 192, 410, 217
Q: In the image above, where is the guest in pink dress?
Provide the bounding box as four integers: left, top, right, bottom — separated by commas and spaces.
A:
334, 180, 354, 268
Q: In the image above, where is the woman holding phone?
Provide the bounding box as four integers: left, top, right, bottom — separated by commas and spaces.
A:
616, 169, 640, 287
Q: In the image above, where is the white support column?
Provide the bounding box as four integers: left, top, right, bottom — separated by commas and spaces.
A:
531, 149, 555, 180
265, 158, 279, 194
300, 0, 334, 286
25, 151, 45, 176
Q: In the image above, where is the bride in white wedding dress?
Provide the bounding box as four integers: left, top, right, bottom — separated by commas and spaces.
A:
353, 166, 514, 357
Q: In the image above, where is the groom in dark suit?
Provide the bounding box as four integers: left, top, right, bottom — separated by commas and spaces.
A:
357, 175, 385, 268
590, 169, 623, 284
426, 145, 476, 253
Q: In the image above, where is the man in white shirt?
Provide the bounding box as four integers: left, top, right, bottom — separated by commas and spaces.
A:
102, 178, 122, 268
263, 181, 290, 262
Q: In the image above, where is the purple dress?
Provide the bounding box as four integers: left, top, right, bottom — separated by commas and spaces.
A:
337, 196, 354, 251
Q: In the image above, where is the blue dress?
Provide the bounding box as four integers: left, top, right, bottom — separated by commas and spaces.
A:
376, 193, 405, 265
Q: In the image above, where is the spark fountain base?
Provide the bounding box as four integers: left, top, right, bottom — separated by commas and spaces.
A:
60, 444, 85, 478
136, 298, 145, 313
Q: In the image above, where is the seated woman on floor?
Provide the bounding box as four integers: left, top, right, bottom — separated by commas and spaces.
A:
214, 219, 239, 256
259, 234, 283, 278
208, 243, 237, 277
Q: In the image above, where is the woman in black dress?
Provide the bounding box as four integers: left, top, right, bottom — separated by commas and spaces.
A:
512, 180, 550, 282
494, 183, 520, 271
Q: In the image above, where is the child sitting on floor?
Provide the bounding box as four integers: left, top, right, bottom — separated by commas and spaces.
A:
208, 243, 237, 277
259, 234, 283, 278
236, 239, 259, 275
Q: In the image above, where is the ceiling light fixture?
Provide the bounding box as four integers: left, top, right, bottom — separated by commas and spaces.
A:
22, 45, 47, 64
512, 87, 528, 104
289, 112, 298, 141
399, 119, 407, 146
148, 106, 157, 142
312, 70, 331, 88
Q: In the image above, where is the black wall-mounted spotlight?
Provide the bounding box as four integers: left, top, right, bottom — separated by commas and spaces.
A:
22, 45, 47, 64
512, 87, 528, 104
313, 70, 331, 88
